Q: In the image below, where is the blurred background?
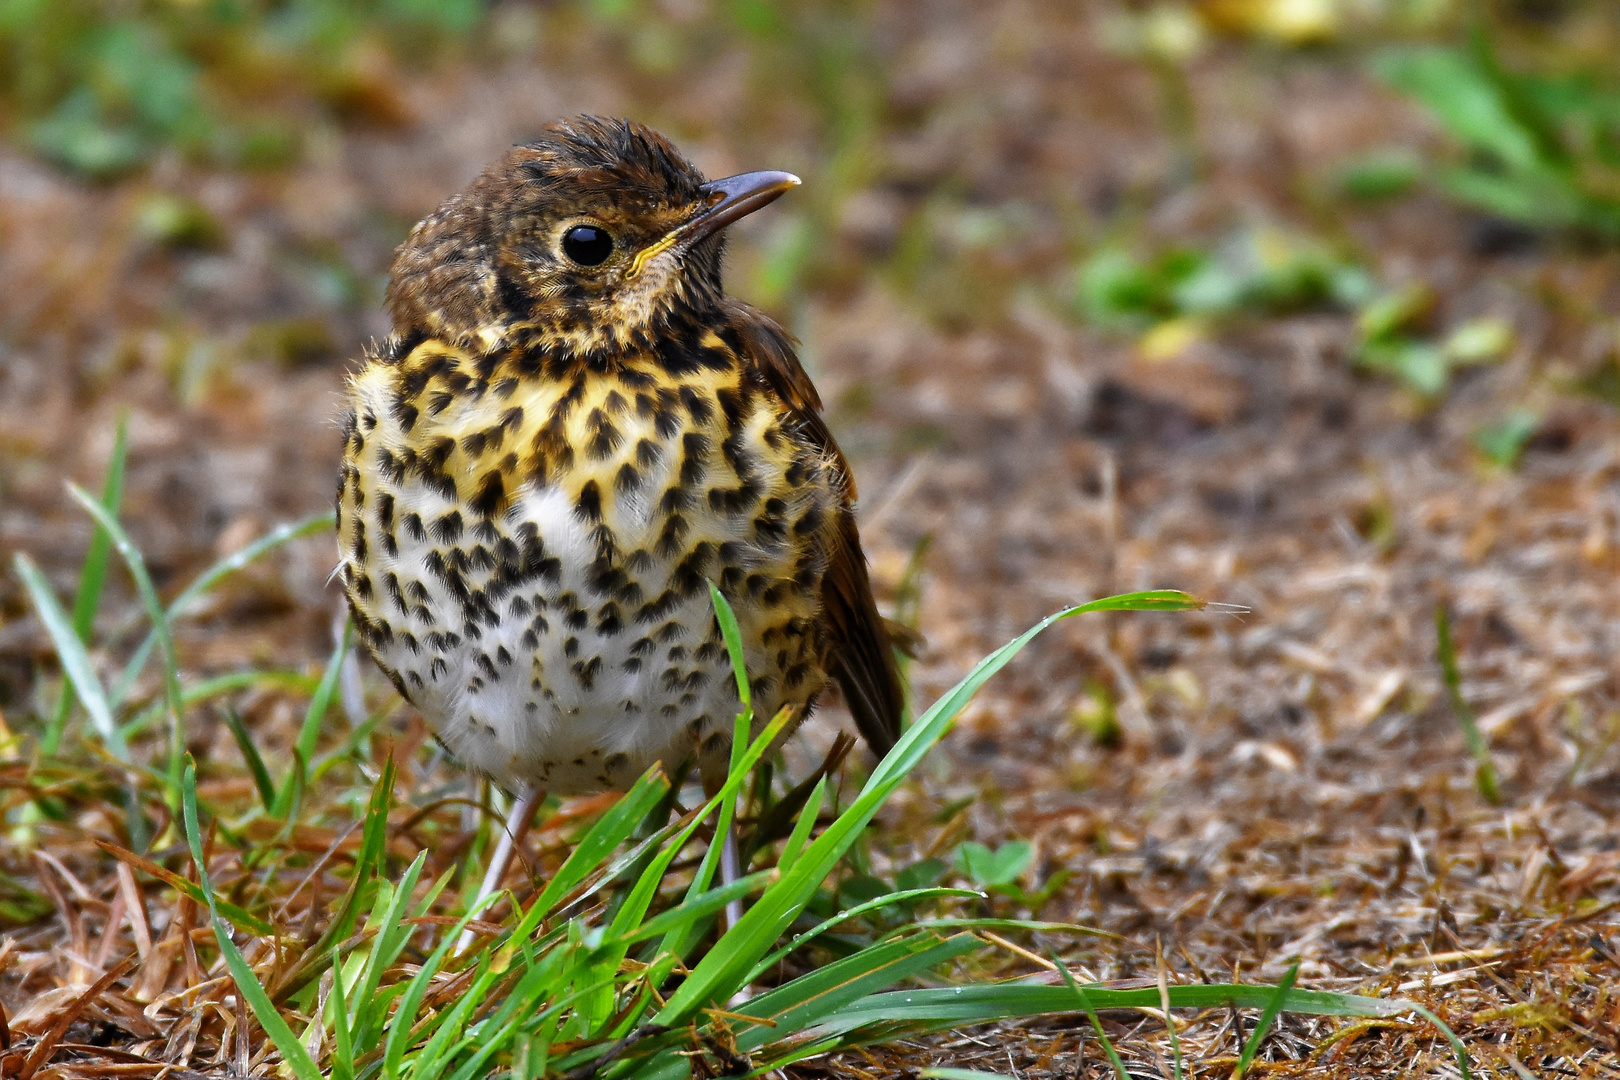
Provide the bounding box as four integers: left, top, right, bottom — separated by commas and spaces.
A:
2, 0, 1620, 1065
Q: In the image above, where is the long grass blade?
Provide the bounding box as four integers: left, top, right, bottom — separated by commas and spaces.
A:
658, 591, 1204, 1023
110, 512, 334, 708
1436, 603, 1501, 804
1055, 957, 1129, 1080
67, 484, 187, 800
15, 553, 128, 761
49, 415, 128, 746
1233, 961, 1297, 1078
120, 669, 320, 739
92, 837, 274, 935
744, 888, 983, 985
180, 759, 324, 1080
222, 707, 277, 810
270, 622, 350, 819
732, 932, 981, 1052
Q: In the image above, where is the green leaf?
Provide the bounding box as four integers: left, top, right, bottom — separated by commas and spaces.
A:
707, 581, 751, 709
954, 840, 1033, 888
508, 765, 672, 938
657, 590, 1204, 1023
744, 888, 984, 985
70, 416, 128, 643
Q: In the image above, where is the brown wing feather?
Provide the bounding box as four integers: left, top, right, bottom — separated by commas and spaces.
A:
723, 300, 905, 756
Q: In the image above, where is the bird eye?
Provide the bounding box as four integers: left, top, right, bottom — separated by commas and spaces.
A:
562, 224, 614, 266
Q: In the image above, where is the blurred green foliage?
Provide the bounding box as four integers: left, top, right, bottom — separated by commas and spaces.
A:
0, 0, 482, 177
1076, 226, 1374, 331
1377, 29, 1620, 241
1353, 282, 1514, 398
1472, 408, 1540, 468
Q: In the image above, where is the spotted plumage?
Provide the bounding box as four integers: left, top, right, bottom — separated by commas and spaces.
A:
336, 116, 903, 797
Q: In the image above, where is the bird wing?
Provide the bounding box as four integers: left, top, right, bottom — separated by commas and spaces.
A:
723, 300, 906, 756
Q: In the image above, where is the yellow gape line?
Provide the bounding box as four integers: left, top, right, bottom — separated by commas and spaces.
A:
627, 232, 679, 279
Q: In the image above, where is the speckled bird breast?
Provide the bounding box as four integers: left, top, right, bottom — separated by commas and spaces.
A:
336, 331, 837, 794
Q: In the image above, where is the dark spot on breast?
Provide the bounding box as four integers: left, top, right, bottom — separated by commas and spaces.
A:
573, 656, 602, 690
432, 511, 463, 543
587, 408, 622, 459
656, 513, 689, 558
575, 480, 602, 522
680, 385, 714, 424
470, 471, 506, 518
615, 462, 643, 493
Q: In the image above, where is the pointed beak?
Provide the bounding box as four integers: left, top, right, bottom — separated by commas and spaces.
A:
677, 170, 800, 244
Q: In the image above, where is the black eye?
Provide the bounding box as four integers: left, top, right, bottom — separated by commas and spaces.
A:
562, 224, 613, 266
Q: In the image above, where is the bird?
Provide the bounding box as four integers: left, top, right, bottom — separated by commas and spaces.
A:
334, 115, 905, 920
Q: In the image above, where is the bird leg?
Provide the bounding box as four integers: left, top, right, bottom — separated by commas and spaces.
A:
719, 824, 744, 931
458, 783, 544, 954
700, 764, 745, 933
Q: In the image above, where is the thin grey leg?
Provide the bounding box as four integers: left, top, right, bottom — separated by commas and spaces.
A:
457, 784, 544, 954
720, 823, 744, 931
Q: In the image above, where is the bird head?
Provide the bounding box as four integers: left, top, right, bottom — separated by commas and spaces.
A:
385, 116, 798, 360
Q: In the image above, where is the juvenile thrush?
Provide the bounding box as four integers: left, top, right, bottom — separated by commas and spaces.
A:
335, 116, 905, 908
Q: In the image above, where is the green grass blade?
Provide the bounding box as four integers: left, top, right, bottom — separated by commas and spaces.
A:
15, 553, 128, 761
920, 1070, 1016, 1080
1400, 1002, 1473, 1080
1055, 957, 1128, 1080
271, 622, 350, 818
732, 932, 982, 1052
743, 888, 983, 985
662, 703, 754, 958
96, 836, 276, 935
180, 759, 324, 1080
380, 896, 505, 1080
121, 670, 321, 740
775, 774, 826, 874
794, 982, 1411, 1037
1233, 961, 1297, 1078
1158, 944, 1183, 1080
70, 415, 129, 640
610, 706, 796, 946
50, 415, 129, 743
876, 918, 1112, 941
350, 850, 429, 1051
222, 706, 278, 810
329, 946, 355, 1080
67, 483, 187, 799
110, 512, 334, 709
609, 869, 773, 947
658, 590, 1203, 1022
1436, 604, 1501, 804
708, 581, 751, 709
510, 766, 672, 938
